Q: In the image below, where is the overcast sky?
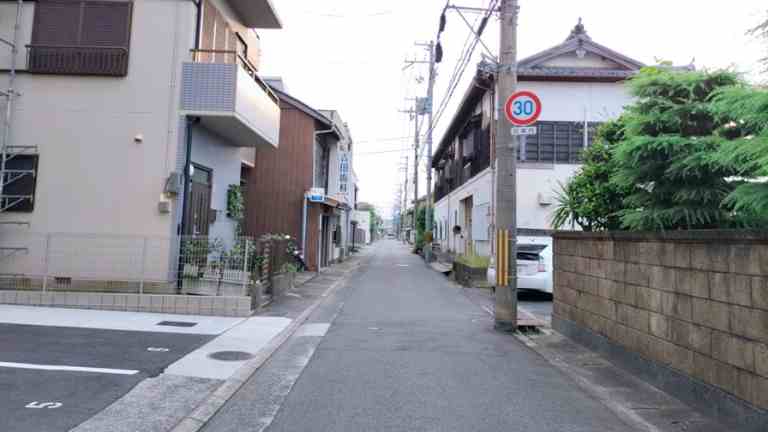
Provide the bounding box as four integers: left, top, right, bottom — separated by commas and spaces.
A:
258, 0, 766, 218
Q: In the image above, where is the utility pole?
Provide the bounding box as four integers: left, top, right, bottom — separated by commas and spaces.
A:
412, 107, 419, 242
494, 0, 519, 332
401, 156, 409, 242
416, 41, 437, 262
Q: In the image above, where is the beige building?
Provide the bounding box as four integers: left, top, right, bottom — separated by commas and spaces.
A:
0, 0, 281, 290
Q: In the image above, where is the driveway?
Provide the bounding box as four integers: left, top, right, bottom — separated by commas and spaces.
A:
0, 305, 240, 432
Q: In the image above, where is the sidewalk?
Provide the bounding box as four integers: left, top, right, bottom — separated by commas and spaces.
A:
453, 284, 725, 431
70, 253, 366, 432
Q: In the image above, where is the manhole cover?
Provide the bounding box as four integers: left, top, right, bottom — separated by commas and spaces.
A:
157, 321, 197, 328
208, 351, 254, 361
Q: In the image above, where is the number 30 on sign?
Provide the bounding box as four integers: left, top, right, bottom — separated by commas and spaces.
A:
504, 91, 542, 126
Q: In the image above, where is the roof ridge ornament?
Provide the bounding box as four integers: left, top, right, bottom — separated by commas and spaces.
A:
567, 17, 591, 41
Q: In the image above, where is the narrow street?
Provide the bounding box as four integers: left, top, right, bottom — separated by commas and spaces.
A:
202, 240, 632, 432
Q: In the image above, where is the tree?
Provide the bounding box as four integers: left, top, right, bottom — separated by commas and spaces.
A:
611, 68, 744, 230
552, 119, 633, 231
710, 85, 768, 221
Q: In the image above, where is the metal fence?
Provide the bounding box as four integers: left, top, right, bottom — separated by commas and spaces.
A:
0, 232, 297, 298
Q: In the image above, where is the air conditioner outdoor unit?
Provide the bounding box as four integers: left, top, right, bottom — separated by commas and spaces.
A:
538, 192, 553, 206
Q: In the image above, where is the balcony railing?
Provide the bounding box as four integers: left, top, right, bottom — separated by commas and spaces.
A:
26, 45, 129, 76
190, 49, 278, 105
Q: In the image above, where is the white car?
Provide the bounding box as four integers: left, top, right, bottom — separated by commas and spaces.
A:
487, 235, 553, 294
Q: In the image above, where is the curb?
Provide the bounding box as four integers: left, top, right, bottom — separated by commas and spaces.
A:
169, 261, 361, 432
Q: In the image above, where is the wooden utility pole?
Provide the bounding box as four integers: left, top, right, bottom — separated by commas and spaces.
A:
494, 0, 519, 332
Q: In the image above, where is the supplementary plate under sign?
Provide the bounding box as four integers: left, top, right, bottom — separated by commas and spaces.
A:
511, 126, 537, 136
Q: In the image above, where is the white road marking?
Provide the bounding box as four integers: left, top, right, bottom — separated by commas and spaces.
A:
26, 401, 62, 409
397, 264, 409, 267
294, 323, 330, 337
0, 361, 138, 375
147, 347, 170, 352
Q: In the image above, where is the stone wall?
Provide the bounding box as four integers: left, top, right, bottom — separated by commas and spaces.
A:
552, 230, 768, 415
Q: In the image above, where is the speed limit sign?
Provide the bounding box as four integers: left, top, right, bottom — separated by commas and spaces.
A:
504, 91, 542, 126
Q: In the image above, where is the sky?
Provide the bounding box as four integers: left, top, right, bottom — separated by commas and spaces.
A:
257, 0, 766, 219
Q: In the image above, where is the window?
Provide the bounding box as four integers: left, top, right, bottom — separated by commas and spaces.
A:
520, 121, 601, 163
2, 155, 39, 212
29, 0, 133, 76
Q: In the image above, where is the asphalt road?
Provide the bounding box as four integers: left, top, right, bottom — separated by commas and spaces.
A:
0, 323, 212, 432
203, 240, 634, 432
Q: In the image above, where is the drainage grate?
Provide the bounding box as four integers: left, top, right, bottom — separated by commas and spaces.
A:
208, 351, 254, 361
157, 321, 198, 328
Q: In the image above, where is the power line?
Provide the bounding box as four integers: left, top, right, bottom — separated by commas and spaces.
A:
418, 0, 498, 163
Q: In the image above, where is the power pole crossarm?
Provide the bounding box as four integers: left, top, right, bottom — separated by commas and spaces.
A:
494, 0, 519, 332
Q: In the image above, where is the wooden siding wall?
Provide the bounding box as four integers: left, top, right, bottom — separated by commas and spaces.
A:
245, 107, 315, 253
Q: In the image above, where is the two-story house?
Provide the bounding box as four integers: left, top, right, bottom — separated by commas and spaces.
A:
432, 20, 643, 258
320, 109, 356, 262
0, 0, 281, 293
245, 85, 356, 271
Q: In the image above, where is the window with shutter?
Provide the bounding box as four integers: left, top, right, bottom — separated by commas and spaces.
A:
28, 0, 133, 76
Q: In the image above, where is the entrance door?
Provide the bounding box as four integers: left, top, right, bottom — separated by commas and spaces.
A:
184, 164, 213, 236
320, 215, 330, 268
463, 196, 474, 255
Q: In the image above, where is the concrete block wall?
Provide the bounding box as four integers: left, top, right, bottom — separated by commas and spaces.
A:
0, 291, 252, 317
552, 231, 768, 412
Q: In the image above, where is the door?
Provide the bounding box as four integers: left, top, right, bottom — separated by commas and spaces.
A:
320, 215, 330, 268
184, 164, 213, 236
463, 196, 474, 255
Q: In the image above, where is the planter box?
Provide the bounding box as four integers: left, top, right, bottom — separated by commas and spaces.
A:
272, 272, 295, 298
453, 262, 488, 288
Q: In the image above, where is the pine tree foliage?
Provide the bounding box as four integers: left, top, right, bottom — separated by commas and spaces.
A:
611, 68, 744, 230
711, 85, 768, 218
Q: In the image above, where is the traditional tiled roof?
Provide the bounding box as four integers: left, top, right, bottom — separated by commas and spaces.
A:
517, 19, 645, 81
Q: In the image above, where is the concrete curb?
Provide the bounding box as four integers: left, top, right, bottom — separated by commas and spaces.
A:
169, 261, 361, 432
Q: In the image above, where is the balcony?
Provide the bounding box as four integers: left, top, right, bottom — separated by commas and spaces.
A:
26, 45, 129, 76
181, 50, 280, 149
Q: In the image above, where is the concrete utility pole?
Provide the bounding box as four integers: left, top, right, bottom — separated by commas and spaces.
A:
494, 0, 519, 332
401, 156, 409, 242
420, 41, 437, 262
412, 108, 419, 241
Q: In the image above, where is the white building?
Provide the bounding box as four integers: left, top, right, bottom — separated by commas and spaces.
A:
352, 210, 371, 245
0, 0, 281, 291
432, 20, 643, 258
320, 110, 357, 262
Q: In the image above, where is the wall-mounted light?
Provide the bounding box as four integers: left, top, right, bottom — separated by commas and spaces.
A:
134, 134, 144, 144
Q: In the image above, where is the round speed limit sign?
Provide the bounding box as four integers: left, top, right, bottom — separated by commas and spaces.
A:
504, 91, 542, 126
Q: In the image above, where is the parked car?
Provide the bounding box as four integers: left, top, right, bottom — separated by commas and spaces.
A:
486, 235, 553, 294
